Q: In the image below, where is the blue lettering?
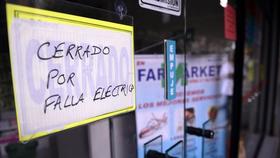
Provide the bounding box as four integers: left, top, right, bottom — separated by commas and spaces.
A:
200, 66, 207, 77
47, 41, 64, 95
97, 54, 107, 87
217, 65, 221, 76
138, 69, 146, 81
185, 65, 222, 78
26, 39, 45, 104
147, 69, 156, 81
209, 66, 215, 77
119, 47, 129, 83
81, 43, 95, 96
108, 46, 118, 84
191, 67, 198, 77
185, 65, 190, 78
65, 42, 81, 96
158, 68, 164, 80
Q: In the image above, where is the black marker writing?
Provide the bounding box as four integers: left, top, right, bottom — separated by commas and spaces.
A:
93, 84, 134, 101
44, 93, 84, 114
37, 42, 110, 61
46, 69, 75, 89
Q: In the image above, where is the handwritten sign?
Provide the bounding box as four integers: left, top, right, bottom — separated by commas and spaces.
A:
6, 4, 135, 141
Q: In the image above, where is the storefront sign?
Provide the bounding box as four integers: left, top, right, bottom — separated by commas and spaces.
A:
164, 40, 176, 100
135, 54, 228, 158
6, 3, 135, 141
136, 55, 184, 158
139, 0, 181, 16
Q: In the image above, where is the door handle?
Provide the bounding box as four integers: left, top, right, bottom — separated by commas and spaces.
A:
186, 126, 215, 139
146, 150, 176, 158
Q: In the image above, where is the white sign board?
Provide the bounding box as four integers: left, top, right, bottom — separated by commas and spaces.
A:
6, 4, 135, 141
139, 0, 181, 16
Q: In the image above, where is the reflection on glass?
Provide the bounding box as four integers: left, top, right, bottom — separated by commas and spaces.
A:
166, 140, 183, 158
202, 106, 228, 158
202, 120, 217, 158
144, 135, 162, 158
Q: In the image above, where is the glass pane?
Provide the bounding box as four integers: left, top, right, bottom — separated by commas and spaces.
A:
144, 135, 163, 157
202, 106, 228, 158
166, 140, 184, 158
185, 0, 234, 158
1, 1, 187, 158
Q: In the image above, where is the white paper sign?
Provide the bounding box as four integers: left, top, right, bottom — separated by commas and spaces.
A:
139, 0, 181, 16
8, 17, 135, 140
